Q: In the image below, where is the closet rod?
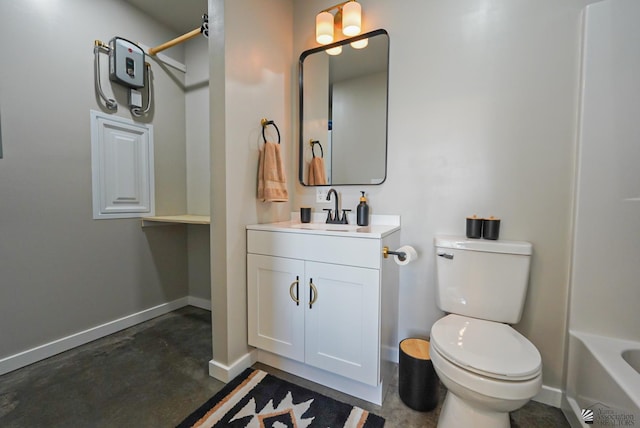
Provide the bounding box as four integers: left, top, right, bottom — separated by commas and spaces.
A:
148, 27, 201, 56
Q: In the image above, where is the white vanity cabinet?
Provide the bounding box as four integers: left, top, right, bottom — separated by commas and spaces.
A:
248, 254, 380, 385
246, 217, 400, 405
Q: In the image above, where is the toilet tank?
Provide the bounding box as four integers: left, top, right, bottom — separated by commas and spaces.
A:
434, 235, 532, 324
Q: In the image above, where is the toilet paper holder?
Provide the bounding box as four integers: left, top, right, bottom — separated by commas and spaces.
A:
383, 246, 406, 262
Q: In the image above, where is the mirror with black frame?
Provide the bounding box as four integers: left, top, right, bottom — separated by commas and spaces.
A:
299, 29, 389, 186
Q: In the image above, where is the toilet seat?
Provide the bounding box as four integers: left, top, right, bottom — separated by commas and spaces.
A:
430, 314, 541, 381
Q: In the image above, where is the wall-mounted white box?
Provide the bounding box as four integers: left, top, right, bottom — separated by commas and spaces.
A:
90, 110, 154, 219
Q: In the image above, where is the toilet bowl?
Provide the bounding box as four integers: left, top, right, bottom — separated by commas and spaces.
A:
431, 235, 542, 427
430, 314, 542, 428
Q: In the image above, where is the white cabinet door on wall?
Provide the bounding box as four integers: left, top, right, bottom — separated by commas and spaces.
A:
304, 261, 380, 386
90, 111, 154, 219
248, 254, 305, 362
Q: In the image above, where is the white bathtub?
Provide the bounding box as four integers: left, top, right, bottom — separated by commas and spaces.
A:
564, 331, 640, 427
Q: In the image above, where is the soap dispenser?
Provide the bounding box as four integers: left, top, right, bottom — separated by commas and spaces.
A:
357, 191, 369, 226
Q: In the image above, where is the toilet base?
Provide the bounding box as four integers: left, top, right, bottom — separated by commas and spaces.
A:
438, 391, 510, 428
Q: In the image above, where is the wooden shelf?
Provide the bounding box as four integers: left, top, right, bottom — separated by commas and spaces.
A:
141, 214, 210, 227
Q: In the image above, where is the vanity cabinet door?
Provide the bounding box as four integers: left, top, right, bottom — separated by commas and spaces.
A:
304, 261, 381, 386
247, 254, 305, 362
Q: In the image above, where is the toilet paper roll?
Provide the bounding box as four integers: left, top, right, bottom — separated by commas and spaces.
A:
394, 245, 418, 266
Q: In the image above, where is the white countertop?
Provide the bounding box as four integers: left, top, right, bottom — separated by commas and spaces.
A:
247, 214, 400, 238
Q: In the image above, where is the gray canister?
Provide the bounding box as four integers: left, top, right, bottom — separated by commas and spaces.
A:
466, 216, 483, 239
483, 217, 501, 240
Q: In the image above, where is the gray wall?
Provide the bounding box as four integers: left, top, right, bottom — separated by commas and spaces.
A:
0, 0, 607, 403
292, 0, 597, 396
0, 0, 189, 359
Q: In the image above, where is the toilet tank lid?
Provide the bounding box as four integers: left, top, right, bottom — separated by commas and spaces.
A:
434, 235, 532, 255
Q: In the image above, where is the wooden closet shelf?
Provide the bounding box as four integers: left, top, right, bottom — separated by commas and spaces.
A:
141, 215, 210, 227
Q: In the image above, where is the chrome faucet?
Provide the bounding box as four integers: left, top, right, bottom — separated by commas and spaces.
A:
325, 188, 350, 224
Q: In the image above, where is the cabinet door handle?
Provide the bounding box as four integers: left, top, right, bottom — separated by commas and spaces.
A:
289, 277, 300, 306
309, 279, 318, 309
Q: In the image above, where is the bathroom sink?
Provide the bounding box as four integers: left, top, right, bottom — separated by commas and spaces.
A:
289, 223, 364, 232
246, 216, 400, 239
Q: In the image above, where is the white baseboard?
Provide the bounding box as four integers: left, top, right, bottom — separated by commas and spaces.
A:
187, 296, 211, 311
0, 297, 194, 376
209, 349, 258, 383
533, 384, 563, 408
384, 345, 400, 364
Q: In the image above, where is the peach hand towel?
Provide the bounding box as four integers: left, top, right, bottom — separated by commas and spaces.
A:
257, 141, 288, 202
307, 156, 327, 185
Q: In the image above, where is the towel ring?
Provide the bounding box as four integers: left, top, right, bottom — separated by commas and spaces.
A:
261, 118, 280, 144
310, 140, 324, 158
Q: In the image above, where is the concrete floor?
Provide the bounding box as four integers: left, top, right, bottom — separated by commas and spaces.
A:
0, 306, 569, 427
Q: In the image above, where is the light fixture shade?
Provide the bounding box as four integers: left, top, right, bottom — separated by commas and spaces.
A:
326, 46, 342, 56
316, 11, 334, 44
350, 38, 368, 49
342, 1, 361, 37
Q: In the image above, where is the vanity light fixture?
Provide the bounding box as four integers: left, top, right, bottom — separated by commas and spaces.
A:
315, 0, 363, 45
341, 1, 361, 36
315, 11, 334, 44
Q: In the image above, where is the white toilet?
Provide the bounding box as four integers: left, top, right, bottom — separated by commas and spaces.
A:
430, 235, 542, 428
